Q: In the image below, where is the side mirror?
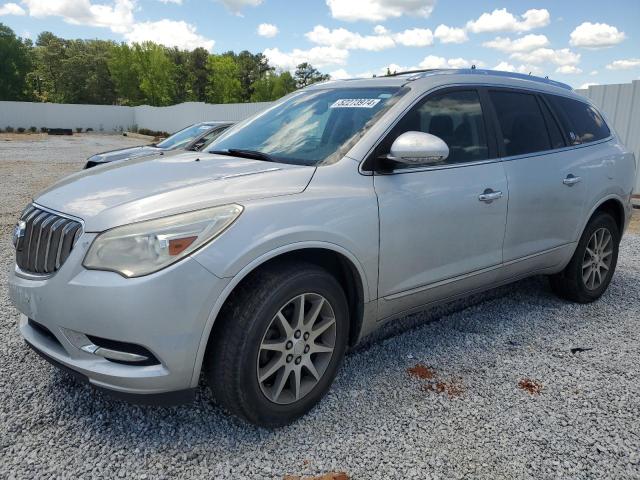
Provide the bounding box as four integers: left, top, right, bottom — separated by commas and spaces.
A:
388, 131, 449, 166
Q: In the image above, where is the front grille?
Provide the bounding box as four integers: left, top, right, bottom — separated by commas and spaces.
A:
15, 205, 82, 275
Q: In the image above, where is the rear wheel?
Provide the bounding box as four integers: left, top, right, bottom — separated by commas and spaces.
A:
549, 212, 619, 303
205, 261, 349, 427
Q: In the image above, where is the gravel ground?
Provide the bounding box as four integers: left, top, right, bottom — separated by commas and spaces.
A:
1, 134, 639, 479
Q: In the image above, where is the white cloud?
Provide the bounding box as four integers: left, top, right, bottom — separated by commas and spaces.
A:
329, 68, 374, 79
257, 23, 278, 38
394, 28, 433, 47
306, 25, 395, 51
326, 0, 435, 22
125, 20, 215, 51
0, 2, 25, 15
589, 70, 598, 76
157, 0, 182, 4
606, 58, 640, 70
493, 61, 516, 72
264, 46, 349, 70
569, 22, 626, 48
493, 61, 543, 75
329, 69, 351, 79
20, 1, 215, 51
555, 65, 582, 74
578, 82, 599, 89
466, 8, 550, 33
22, 0, 135, 33
373, 25, 388, 35
306, 25, 433, 51
419, 55, 471, 69
483, 34, 549, 53
217, 0, 262, 14
329, 68, 376, 80
434, 24, 468, 44
511, 48, 580, 66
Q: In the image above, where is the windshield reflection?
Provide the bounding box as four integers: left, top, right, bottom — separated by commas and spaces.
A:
208, 87, 404, 166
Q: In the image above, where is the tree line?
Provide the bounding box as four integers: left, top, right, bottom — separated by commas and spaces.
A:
0, 23, 331, 106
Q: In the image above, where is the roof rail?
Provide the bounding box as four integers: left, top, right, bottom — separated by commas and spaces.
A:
387, 68, 573, 90
385, 68, 443, 77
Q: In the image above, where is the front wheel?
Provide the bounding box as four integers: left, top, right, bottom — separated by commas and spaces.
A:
549, 211, 620, 303
205, 262, 349, 427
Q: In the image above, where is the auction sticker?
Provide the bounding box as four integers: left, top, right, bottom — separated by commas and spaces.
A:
330, 98, 381, 108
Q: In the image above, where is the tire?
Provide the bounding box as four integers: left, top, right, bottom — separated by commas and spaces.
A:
549, 211, 620, 303
205, 261, 349, 427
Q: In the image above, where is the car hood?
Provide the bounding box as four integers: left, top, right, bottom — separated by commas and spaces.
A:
35, 152, 315, 232
90, 145, 161, 163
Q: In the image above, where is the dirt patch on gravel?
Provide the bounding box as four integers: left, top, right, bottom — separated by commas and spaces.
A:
408, 363, 465, 397
407, 363, 437, 380
423, 379, 465, 398
284, 472, 349, 480
518, 378, 543, 395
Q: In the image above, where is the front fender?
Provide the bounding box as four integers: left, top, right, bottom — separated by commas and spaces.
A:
189, 240, 372, 386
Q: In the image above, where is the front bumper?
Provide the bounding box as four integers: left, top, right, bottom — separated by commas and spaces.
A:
8, 237, 230, 400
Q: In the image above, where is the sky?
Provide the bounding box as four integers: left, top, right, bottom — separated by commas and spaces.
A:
0, 0, 639, 89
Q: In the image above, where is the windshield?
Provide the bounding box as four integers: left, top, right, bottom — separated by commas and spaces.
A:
156, 124, 213, 150
208, 87, 404, 166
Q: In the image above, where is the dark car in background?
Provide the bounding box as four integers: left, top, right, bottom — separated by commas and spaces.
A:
84, 121, 233, 169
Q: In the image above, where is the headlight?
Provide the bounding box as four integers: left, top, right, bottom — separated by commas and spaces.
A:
83, 204, 243, 277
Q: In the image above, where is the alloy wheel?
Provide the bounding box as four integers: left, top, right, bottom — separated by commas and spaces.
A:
582, 227, 613, 290
257, 293, 337, 405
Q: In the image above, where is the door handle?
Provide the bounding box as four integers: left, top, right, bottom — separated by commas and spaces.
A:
478, 189, 503, 203
563, 174, 582, 186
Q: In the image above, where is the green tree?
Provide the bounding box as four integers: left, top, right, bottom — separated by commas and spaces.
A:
60, 39, 116, 104
189, 47, 209, 102
272, 71, 297, 98
29, 31, 67, 102
206, 54, 242, 104
108, 43, 142, 105
166, 47, 191, 103
0, 23, 31, 100
0, 28, 330, 106
294, 62, 329, 88
133, 42, 175, 106
250, 71, 297, 102
233, 50, 272, 101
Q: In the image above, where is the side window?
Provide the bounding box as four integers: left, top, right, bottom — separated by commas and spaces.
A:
539, 99, 565, 149
380, 90, 489, 164
489, 90, 551, 156
546, 95, 610, 144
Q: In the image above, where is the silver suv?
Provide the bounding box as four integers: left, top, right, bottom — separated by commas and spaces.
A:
9, 69, 636, 427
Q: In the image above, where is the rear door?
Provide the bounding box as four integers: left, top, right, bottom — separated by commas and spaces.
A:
489, 88, 588, 262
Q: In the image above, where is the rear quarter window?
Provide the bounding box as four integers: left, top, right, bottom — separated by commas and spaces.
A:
546, 95, 610, 145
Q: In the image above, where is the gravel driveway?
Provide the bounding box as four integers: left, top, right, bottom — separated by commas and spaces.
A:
1, 134, 639, 479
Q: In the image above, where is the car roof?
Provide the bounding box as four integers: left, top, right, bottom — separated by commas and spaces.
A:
305, 68, 578, 98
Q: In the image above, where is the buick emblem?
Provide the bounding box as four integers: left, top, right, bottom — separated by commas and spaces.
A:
12, 221, 26, 249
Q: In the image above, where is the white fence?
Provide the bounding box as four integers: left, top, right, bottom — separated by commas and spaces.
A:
0, 101, 132, 133
0, 100, 272, 134
576, 80, 640, 193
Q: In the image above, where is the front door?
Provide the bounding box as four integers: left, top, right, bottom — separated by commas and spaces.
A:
372, 89, 508, 319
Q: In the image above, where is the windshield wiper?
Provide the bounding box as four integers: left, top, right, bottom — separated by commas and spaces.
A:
210, 148, 278, 163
